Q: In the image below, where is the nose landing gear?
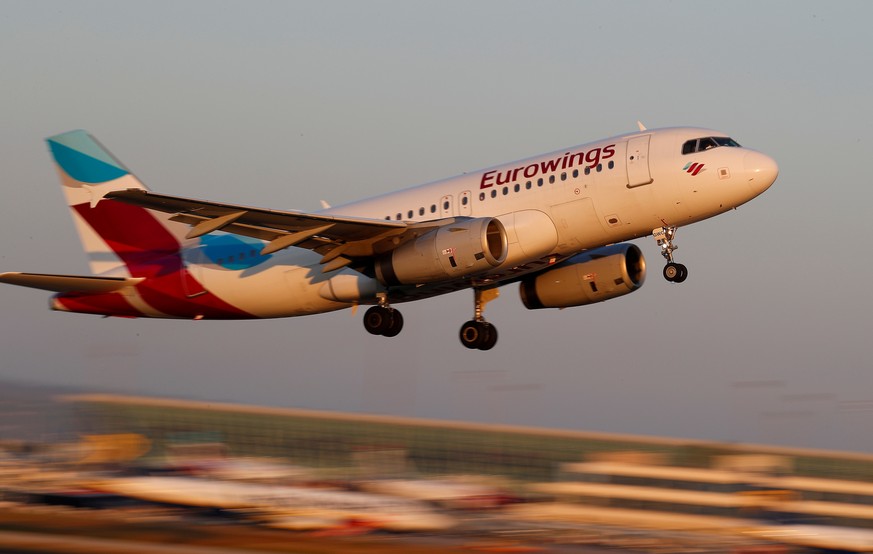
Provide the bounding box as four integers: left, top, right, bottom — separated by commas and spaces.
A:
459, 287, 499, 350
654, 226, 688, 283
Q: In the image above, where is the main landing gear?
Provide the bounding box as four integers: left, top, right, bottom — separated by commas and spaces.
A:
363, 294, 404, 337
459, 288, 499, 351
654, 225, 688, 283
362, 289, 501, 350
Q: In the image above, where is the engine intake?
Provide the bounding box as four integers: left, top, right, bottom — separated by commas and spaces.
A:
376, 217, 508, 285
520, 243, 646, 309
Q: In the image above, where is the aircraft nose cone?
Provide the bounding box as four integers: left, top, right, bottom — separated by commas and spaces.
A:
743, 151, 779, 194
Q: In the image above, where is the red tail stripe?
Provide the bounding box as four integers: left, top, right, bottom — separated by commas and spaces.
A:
73, 202, 254, 318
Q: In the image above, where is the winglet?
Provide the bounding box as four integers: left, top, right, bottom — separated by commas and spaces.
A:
637, 121, 647, 131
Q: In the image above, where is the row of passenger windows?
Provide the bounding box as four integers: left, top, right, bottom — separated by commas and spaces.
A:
383, 160, 616, 221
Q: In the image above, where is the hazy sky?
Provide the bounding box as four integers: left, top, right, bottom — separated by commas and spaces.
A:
1, 1, 871, 453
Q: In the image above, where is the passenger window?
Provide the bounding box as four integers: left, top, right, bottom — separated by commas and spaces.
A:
443, 200, 449, 210
419, 207, 425, 216
585, 167, 591, 175
608, 160, 614, 169
430, 205, 436, 213
596, 164, 602, 172
525, 181, 532, 190
407, 210, 413, 219
549, 175, 555, 184
502, 187, 508, 195
573, 169, 579, 178
561, 172, 567, 181
479, 192, 485, 201
514, 183, 520, 192
491, 189, 497, 198
537, 178, 543, 186
396, 213, 402, 220
462, 196, 469, 205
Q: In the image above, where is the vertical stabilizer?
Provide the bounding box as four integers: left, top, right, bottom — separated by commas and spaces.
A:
47, 131, 189, 276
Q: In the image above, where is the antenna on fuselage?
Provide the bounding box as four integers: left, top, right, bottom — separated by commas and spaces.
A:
637, 121, 647, 131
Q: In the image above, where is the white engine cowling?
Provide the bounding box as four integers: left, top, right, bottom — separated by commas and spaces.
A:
519, 243, 646, 309
376, 217, 508, 285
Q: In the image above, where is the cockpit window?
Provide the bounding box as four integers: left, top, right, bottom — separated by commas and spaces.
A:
682, 136, 741, 155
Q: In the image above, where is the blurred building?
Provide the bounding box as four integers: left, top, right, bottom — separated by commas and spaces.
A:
64, 394, 873, 482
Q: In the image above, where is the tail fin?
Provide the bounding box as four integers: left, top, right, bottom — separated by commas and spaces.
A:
47, 130, 189, 276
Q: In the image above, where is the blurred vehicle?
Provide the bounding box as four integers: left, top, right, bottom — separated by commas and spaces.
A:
89, 475, 456, 532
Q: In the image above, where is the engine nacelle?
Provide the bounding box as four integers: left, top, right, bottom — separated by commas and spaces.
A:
519, 243, 646, 309
376, 217, 508, 285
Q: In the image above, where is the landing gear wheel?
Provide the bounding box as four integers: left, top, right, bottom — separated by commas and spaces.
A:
459, 287, 501, 350
479, 323, 498, 351
654, 226, 689, 283
460, 320, 484, 349
382, 309, 404, 337
459, 320, 498, 350
663, 263, 688, 283
363, 306, 392, 335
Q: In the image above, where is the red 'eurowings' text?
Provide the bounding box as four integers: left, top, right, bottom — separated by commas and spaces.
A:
480, 144, 616, 189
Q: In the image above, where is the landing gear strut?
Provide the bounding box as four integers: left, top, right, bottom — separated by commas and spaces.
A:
363, 294, 403, 337
654, 225, 688, 283
459, 288, 499, 350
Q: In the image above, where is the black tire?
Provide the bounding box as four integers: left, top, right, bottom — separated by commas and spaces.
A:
363, 306, 391, 335
663, 263, 680, 282
382, 309, 404, 337
674, 264, 688, 283
478, 323, 498, 350
459, 320, 483, 349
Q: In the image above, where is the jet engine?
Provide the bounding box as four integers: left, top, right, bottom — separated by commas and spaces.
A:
376, 217, 508, 285
519, 243, 646, 309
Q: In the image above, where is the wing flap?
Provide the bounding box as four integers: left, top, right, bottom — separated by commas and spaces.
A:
0, 272, 143, 293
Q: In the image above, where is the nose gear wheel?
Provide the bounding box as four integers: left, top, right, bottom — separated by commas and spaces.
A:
654, 225, 689, 283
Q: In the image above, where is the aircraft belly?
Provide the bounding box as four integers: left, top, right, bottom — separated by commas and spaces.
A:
196, 262, 347, 318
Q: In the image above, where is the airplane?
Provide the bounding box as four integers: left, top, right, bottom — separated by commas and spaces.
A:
90, 475, 456, 531
0, 124, 777, 349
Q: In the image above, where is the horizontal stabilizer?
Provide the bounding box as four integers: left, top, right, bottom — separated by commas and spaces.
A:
0, 272, 143, 293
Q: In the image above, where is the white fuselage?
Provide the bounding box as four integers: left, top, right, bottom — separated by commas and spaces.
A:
181, 127, 775, 319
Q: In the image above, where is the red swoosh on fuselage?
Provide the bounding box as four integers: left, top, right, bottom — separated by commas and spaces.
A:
65, 202, 254, 319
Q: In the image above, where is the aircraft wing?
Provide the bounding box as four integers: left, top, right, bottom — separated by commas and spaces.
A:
105, 189, 434, 269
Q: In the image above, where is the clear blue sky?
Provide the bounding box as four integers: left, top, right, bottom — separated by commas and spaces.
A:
1, 1, 871, 452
